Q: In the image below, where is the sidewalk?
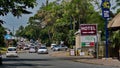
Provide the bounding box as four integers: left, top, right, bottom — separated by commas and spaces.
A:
74, 57, 120, 67
50, 51, 120, 67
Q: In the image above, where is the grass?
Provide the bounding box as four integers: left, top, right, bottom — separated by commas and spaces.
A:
0, 47, 7, 54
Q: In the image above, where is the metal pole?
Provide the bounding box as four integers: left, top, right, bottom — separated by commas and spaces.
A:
105, 18, 109, 58
96, 33, 99, 59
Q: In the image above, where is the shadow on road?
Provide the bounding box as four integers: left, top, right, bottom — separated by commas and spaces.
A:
3, 58, 53, 62
0, 58, 53, 68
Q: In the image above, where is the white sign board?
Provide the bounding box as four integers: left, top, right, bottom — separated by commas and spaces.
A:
81, 36, 97, 42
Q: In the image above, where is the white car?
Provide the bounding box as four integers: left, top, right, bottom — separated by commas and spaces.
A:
6, 47, 18, 57
37, 47, 48, 54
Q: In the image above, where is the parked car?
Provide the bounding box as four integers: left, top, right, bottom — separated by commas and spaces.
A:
37, 47, 48, 54
6, 47, 18, 57
23, 45, 29, 50
59, 45, 68, 51
52, 45, 61, 51
0, 51, 2, 65
50, 43, 57, 49
52, 45, 68, 51
29, 46, 36, 53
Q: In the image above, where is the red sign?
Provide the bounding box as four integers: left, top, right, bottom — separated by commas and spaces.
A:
80, 24, 97, 35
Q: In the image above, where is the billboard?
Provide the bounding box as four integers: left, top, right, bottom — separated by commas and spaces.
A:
80, 24, 97, 47
80, 24, 97, 35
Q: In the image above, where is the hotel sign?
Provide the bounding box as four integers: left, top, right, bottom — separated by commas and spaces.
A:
80, 24, 97, 35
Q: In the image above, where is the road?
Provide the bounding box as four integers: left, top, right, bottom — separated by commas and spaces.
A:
0, 52, 119, 68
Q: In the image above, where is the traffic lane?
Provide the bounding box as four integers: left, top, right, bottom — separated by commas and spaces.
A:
1, 53, 120, 68
2, 53, 54, 68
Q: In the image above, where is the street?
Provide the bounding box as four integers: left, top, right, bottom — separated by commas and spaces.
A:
0, 52, 119, 68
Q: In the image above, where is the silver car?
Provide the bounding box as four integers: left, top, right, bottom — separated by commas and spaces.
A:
52, 45, 68, 51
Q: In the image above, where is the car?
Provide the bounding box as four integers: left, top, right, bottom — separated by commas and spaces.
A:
29, 46, 36, 53
52, 45, 61, 51
50, 43, 57, 49
37, 47, 48, 54
6, 47, 18, 57
59, 45, 68, 51
0, 51, 2, 65
52, 45, 68, 51
23, 46, 29, 50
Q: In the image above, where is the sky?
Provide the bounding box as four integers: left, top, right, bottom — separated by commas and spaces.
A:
1, 0, 55, 34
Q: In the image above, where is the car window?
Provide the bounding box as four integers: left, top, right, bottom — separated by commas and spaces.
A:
54, 45, 58, 47
8, 48, 16, 51
39, 47, 46, 49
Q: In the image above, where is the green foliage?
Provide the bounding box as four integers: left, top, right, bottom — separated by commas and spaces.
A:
0, 0, 37, 17
109, 30, 120, 48
0, 0, 37, 47
0, 25, 5, 47
16, 0, 104, 47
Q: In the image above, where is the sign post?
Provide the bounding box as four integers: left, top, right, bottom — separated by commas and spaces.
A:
101, 0, 110, 58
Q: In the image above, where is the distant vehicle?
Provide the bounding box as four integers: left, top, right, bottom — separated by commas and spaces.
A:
41, 44, 46, 47
52, 45, 68, 51
37, 47, 48, 54
52, 45, 60, 51
59, 45, 68, 51
29, 46, 36, 53
0, 51, 2, 65
6, 47, 18, 57
50, 43, 57, 49
23, 46, 29, 50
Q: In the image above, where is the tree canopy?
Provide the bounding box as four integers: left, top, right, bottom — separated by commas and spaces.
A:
16, 0, 105, 46
0, 0, 37, 24
0, 0, 37, 47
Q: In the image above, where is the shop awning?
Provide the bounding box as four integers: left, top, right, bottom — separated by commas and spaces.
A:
108, 13, 120, 29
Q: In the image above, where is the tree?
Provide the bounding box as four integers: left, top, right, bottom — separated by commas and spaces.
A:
0, 0, 37, 18
16, 0, 105, 46
0, 24, 5, 46
0, 0, 37, 47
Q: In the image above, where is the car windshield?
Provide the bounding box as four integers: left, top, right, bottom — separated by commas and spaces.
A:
54, 45, 59, 47
8, 48, 16, 51
30, 46, 35, 48
39, 47, 46, 49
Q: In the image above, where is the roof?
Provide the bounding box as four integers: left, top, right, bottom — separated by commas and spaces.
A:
108, 13, 120, 28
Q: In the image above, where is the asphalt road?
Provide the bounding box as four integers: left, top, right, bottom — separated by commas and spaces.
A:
0, 52, 119, 68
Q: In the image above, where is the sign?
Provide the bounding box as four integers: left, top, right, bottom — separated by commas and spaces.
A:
101, 0, 110, 18
101, 0, 110, 9
81, 42, 95, 47
70, 49, 75, 56
80, 24, 97, 35
81, 36, 96, 42
81, 36, 96, 47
